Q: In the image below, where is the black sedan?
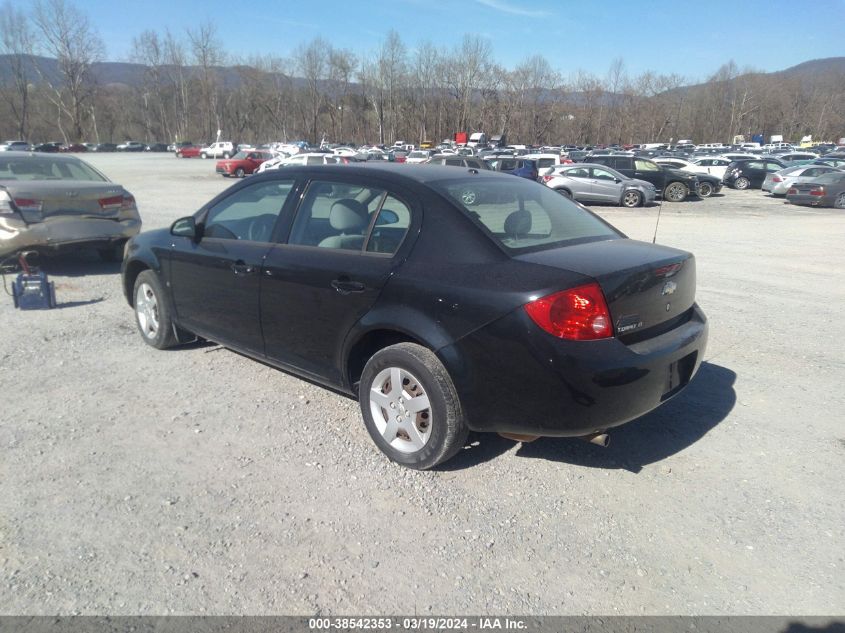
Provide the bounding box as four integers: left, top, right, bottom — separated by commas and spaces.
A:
121, 165, 708, 469
723, 158, 786, 189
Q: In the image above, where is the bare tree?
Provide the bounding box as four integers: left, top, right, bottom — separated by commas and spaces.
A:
0, 2, 34, 139
294, 38, 327, 144
186, 22, 224, 141
31, 0, 103, 142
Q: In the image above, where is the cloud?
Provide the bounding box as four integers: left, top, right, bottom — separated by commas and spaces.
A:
475, 0, 549, 17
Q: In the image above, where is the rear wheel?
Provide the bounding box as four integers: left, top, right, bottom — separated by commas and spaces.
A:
133, 270, 177, 350
200, 152, 208, 159
734, 176, 750, 190
556, 188, 573, 199
359, 343, 468, 470
697, 181, 714, 198
621, 190, 642, 208
835, 192, 845, 209
664, 182, 688, 202
234, 167, 245, 178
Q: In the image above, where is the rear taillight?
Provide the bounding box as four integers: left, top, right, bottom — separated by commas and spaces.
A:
772, 176, 782, 182
0, 189, 21, 216
12, 197, 42, 213
787, 188, 797, 195
542, 175, 553, 182
810, 187, 825, 196
524, 282, 613, 340
98, 195, 123, 209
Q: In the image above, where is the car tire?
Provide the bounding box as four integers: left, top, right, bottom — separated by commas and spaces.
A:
556, 188, 573, 199
664, 182, 688, 202
235, 167, 245, 178
697, 182, 714, 198
98, 240, 126, 263
359, 343, 469, 470
200, 152, 207, 159
621, 190, 642, 208
835, 193, 845, 209
734, 177, 750, 190
223, 152, 231, 159
133, 270, 178, 350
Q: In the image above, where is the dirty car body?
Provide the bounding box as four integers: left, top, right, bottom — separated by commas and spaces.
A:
0, 152, 141, 259
122, 164, 707, 468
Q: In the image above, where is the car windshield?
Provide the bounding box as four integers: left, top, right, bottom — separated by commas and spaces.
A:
812, 173, 845, 184
232, 151, 248, 160
432, 176, 620, 253
0, 156, 107, 182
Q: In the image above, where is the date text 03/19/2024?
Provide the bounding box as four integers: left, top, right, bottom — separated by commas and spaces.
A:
308, 617, 528, 630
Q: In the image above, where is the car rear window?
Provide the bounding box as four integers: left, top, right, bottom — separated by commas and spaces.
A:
0, 156, 106, 182
432, 176, 620, 253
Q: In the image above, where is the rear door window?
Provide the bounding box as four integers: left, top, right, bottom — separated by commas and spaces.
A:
634, 159, 660, 171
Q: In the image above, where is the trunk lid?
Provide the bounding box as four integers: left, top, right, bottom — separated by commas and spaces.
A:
3, 180, 127, 223
516, 238, 696, 338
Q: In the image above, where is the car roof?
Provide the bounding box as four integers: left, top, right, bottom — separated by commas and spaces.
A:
254, 163, 506, 186
0, 150, 84, 161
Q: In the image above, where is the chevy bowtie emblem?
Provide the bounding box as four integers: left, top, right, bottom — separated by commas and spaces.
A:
661, 281, 677, 296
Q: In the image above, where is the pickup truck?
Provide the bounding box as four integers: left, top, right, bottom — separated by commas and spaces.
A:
199, 142, 234, 159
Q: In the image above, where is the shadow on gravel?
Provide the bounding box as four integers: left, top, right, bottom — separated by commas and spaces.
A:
38, 252, 121, 277
56, 297, 105, 309
781, 622, 845, 633
438, 361, 736, 473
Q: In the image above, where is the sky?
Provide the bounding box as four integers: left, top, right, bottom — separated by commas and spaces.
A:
30, 0, 845, 82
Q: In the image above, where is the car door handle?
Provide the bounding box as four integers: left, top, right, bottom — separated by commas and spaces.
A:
231, 260, 256, 276
331, 279, 366, 294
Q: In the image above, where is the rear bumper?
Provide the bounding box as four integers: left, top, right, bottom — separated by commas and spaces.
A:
0, 215, 141, 257
439, 304, 708, 437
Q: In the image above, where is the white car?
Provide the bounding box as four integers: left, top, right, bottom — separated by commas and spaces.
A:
405, 150, 434, 164
0, 140, 31, 152
258, 153, 341, 172
655, 157, 734, 181
761, 165, 842, 196
199, 141, 234, 158
524, 153, 570, 176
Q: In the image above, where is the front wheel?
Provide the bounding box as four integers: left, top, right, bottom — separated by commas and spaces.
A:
697, 182, 714, 198
734, 176, 750, 190
664, 182, 688, 202
234, 167, 245, 178
621, 190, 642, 208
359, 343, 468, 470
835, 192, 845, 209
133, 270, 177, 350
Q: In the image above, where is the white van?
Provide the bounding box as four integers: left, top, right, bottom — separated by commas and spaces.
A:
467, 132, 488, 148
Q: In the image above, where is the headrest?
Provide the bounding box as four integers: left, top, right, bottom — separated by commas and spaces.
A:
504, 209, 532, 236
329, 199, 368, 231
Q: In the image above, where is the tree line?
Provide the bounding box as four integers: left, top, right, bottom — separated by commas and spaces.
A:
1, 0, 843, 147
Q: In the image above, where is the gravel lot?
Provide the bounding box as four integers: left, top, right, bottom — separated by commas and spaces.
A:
1, 153, 843, 615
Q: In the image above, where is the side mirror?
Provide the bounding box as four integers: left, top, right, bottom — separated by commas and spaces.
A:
377, 209, 400, 225
171, 216, 198, 239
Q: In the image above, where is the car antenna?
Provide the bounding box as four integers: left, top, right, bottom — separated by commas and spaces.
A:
652, 195, 664, 244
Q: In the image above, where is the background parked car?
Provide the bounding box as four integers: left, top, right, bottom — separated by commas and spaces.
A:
587, 154, 702, 201
723, 158, 786, 189
175, 144, 202, 158
117, 141, 146, 152
762, 165, 842, 196
404, 150, 434, 164
541, 163, 655, 207
33, 142, 62, 153
777, 152, 819, 166
92, 143, 118, 152
426, 154, 489, 169
785, 171, 845, 208
145, 143, 170, 152
0, 141, 32, 152
483, 156, 538, 180
199, 142, 234, 159
215, 150, 275, 177
60, 143, 88, 153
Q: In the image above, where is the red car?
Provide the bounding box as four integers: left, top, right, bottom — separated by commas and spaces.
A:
215, 150, 274, 177
175, 144, 202, 158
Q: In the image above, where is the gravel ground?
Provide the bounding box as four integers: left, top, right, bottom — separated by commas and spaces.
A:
1, 153, 843, 615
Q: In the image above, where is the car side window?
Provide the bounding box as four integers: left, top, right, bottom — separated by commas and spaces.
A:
445, 158, 464, 166
566, 167, 590, 179
366, 195, 412, 255
766, 162, 782, 171
591, 168, 617, 181
634, 159, 660, 171
288, 180, 386, 251
204, 180, 294, 242
747, 161, 764, 170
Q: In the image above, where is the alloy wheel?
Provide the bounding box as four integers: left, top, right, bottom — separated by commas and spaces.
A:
369, 367, 432, 453
135, 283, 160, 340
622, 191, 641, 207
